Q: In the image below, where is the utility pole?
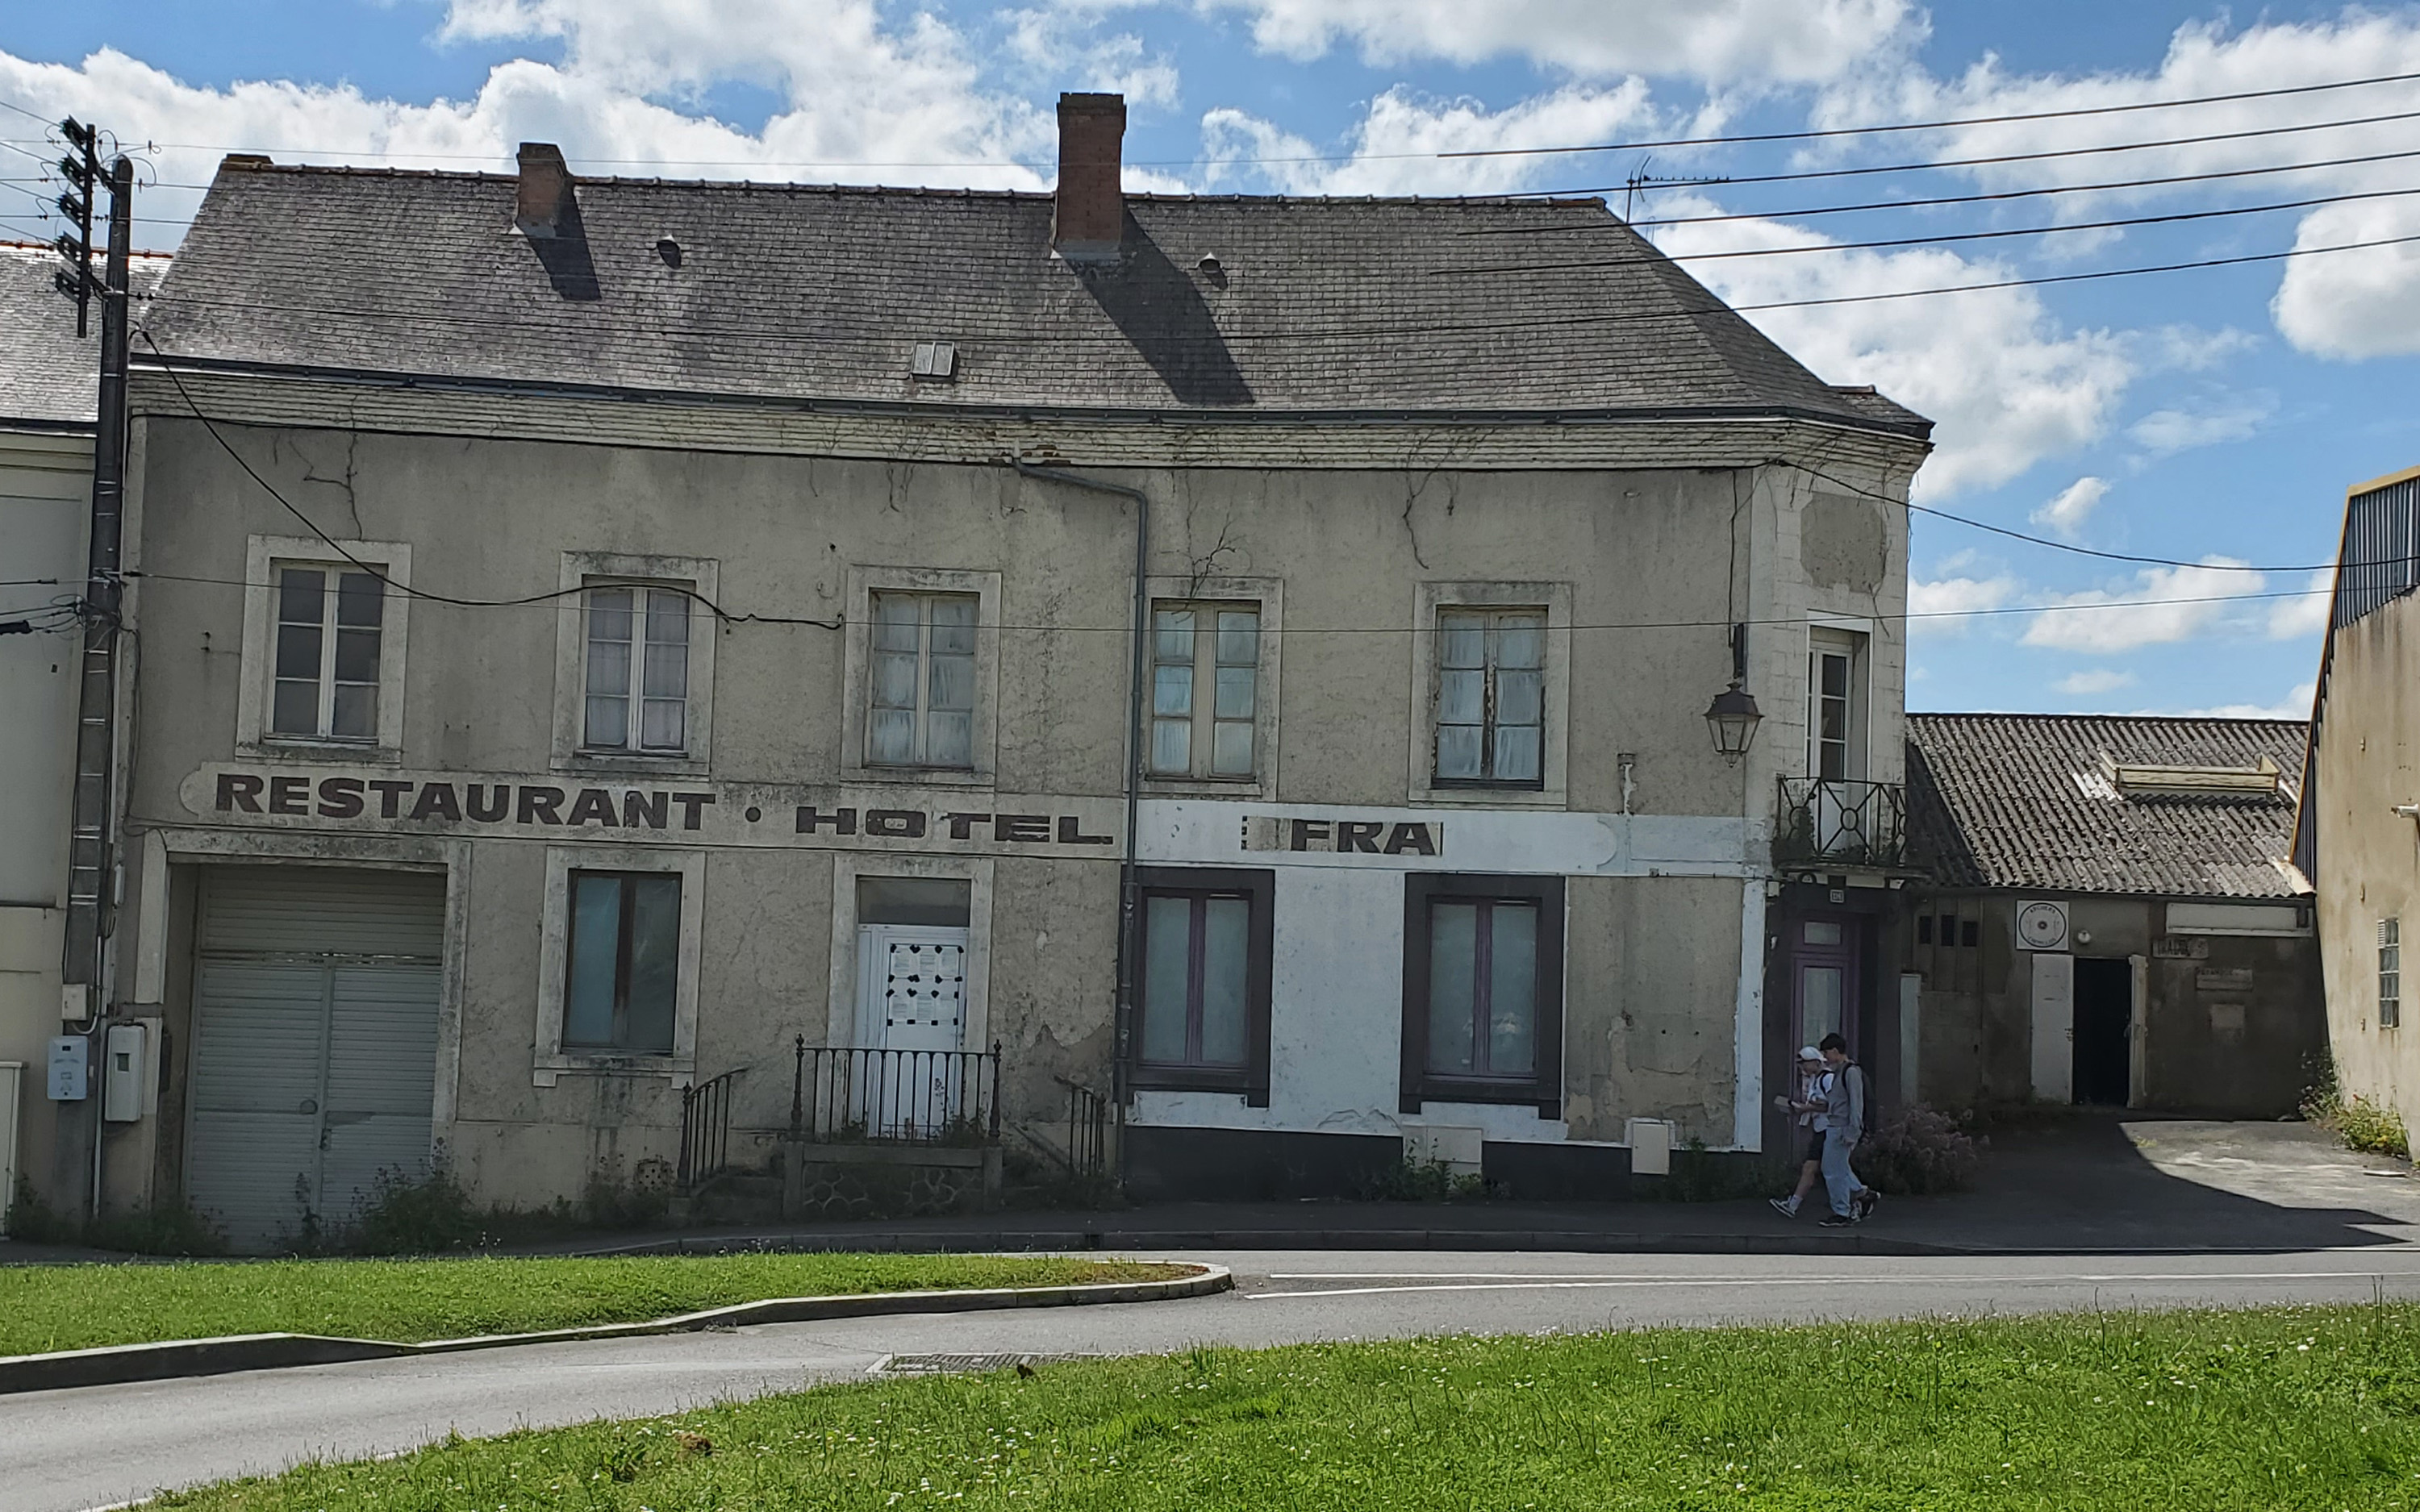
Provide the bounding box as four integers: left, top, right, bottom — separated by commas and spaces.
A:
55, 150, 134, 1220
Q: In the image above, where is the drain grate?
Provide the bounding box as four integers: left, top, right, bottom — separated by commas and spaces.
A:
874, 1352, 1090, 1376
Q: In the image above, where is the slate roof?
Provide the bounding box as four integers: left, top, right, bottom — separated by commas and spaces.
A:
138, 162, 1933, 432
1906, 714, 2308, 899
1, 243, 169, 427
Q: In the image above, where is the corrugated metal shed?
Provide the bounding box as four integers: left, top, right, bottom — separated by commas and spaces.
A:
1908, 714, 2307, 899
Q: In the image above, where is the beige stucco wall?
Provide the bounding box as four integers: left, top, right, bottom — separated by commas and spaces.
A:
109, 407, 1918, 1213
2316, 590, 2420, 1133
0, 431, 93, 1218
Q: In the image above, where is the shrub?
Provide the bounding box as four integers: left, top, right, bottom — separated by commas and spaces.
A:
1361, 1157, 1490, 1202
6, 1177, 227, 1256
2304, 1071, 2410, 1159
1855, 1105, 1980, 1195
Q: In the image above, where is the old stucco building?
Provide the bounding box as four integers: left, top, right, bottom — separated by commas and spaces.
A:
2299, 464, 2419, 1136
86, 95, 1930, 1245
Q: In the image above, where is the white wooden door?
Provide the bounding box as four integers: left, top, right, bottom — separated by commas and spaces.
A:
2029, 951, 2075, 1103
854, 924, 968, 1136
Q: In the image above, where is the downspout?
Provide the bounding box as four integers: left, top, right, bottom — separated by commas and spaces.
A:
1009, 460, 1148, 1189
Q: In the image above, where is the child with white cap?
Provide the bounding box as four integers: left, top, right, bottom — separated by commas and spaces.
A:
1768, 1045, 1830, 1218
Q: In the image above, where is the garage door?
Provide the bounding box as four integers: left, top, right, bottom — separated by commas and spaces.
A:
186, 866, 446, 1251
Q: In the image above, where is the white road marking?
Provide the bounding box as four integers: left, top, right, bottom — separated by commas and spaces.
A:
1247, 1269, 2420, 1300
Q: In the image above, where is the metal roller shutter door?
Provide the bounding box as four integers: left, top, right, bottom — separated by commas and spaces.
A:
186, 867, 445, 1251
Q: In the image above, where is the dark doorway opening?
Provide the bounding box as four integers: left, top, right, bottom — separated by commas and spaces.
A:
2073, 957, 2132, 1106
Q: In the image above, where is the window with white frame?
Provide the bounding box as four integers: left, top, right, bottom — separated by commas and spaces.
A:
581, 585, 692, 754
1433, 606, 1545, 786
1808, 627, 1869, 781
2384, 918, 2403, 1030
868, 590, 977, 768
269, 564, 385, 741
1150, 602, 1259, 779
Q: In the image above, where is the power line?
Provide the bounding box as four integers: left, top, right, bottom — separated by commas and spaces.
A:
1499, 144, 2420, 234
133, 229, 2420, 356
1445, 69, 2420, 160
1439, 182, 2420, 276
1516, 106, 2420, 210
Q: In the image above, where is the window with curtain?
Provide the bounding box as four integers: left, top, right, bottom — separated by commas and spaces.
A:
269, 564, 383, 740
563, 870, 682, 1054
867, 590, 978, 768
1433, 607, 1545, 786
582, 585, 691, 752
1400, 874, 1564, 1113
1129, 869, 1272, 1101
1149, 602, 1259, 780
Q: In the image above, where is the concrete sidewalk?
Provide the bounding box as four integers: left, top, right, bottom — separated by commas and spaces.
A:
540, 1115, 2420, 1261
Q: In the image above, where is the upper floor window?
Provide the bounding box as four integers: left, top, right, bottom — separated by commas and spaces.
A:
1808, 627, 1868, 781
1150, 602, 1258, 780
1433, 607, 1544, 787
868, 590, 977, 768
2384, 918, 2403, 1030
270, 564, 383, 741
582, 585, 691, 754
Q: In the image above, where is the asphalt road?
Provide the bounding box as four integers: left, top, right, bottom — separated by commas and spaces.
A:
16, 1246, 2420, 1511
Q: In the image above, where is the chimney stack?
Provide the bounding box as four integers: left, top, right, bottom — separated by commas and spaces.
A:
515, 142, 575, 239
1053, 93, 1126, 264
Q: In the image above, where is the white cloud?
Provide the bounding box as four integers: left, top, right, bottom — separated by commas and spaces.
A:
2143, 326, 2257, 373
2267, 570, 2335, 640
2272, 197, 2420, 360
1166, 0, 1917, 83
1201, 83, 1654, 196
2126, 393, 2275, 456
1908, 572, 2019, 634
2151, 682, 2318, 721
2030, 476, 2107, 540
1648, 196, 2136, 498
2020, 559, 2267, 653
2055, 669, 2135, 695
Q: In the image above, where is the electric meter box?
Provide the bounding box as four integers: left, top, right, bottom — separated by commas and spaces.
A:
47, 1035, 88, 1102
102, 1023, 147, 1123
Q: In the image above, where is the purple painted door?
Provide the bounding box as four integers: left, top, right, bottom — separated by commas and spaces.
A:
1791, 914, 1859, 1052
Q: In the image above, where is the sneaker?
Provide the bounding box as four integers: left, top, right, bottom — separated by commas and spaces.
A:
1855, 1189, 1880, 1221
1768, 1197, 1798, 1218
1818, 1214, 1855, 1228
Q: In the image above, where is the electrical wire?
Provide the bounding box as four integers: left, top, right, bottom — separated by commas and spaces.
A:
1437, 182, 2420, 275
1504, 144, 2420, 233
1445, 69, 2420, 159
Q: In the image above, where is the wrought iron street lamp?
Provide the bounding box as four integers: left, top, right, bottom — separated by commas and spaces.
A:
1704, 680, 1762, 760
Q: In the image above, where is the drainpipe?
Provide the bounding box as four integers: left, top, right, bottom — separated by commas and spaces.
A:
1009, 460, 1148, 1189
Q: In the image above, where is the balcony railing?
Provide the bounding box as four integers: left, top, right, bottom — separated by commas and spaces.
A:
789, 1036, 1003, 1146
1775, 777, 1908, 868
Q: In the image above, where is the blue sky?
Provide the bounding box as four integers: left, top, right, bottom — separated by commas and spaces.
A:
4, 1, 2418, 719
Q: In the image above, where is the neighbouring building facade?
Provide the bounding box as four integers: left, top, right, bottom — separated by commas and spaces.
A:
1905, 714, 2322, 1118
2300, 464, 2420, 1135
89, 95, 1931, 1247
0, 244, 167, 1230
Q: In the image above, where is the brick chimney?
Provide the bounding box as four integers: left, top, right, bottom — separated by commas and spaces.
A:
1053, 93, 1126, 264
515, 142, 575, 239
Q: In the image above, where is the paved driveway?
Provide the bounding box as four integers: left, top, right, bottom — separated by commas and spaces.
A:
15, 1244, 2420, 1512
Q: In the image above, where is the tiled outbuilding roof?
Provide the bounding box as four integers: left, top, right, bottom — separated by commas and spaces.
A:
1, 243, 169, 427
139, 162, 1934, 431
1906, 714, 2309, 899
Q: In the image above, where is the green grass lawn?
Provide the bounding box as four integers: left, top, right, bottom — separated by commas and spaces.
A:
0, 1253, 1187, 1356
153, 1303, 2420, 1510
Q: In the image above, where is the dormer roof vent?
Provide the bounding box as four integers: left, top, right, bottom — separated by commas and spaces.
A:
911, 341, 958, 381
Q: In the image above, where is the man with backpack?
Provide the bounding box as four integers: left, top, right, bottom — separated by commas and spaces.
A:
1816, 1033, 1880, 1227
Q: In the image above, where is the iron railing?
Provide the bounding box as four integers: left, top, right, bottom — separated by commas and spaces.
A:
677, 1066, 745, 1194
790, 1035, 1003, 1145
1054, 1074, 1112, 1178
1775, 777, 1909, 868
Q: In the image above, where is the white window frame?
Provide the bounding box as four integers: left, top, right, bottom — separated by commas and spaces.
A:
2384, 918, 2403, 1031
1807, 624, 1871, 782
236, 535, 411, 760
1142, 575, 1283, 798
1407, 581, 1571, 809
551, 552, 717, 777
841, 566, 1001, 787
532, 844, 707, 1085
